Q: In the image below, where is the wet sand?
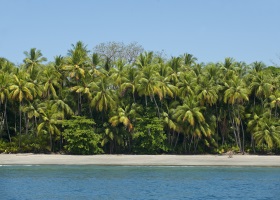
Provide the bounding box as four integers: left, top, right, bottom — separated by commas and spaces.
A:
1, 154, 280, 166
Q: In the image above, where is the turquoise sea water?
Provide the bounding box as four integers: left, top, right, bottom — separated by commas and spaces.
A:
1, 165, 280, 200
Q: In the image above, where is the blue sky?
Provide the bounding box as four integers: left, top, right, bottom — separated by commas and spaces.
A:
1, 0, 280, 65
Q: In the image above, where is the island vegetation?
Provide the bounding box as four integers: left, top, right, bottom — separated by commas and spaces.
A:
0, 41, 280, 155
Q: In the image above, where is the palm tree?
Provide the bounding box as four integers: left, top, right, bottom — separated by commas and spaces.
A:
120, 66, 138, 102
224, 75, 250, 153
0, 71, 11, 141
109, 103, 141, 132
109, 59, 129, 88
40, 65, 61, 99
167, 57, 183, 86
0, 57, 15, 73
9, 72, 34, 148
183, 53, 197, 67
90, 76, 117, 113
254, 119, 280, 149
135, 51, 153, 69
21, 101, 40, 135
177, 71, 196, 99
155, 63, 178, 100
195, 75, 220, 106
173, 96, 211, 152
65, 41, 90, 115
23, 48, 47, 79
37, 99, 73, 151
37, 104, 62, 152
270, 91, 280, 118
249, 71, 274, 106
136, 65, 162, 117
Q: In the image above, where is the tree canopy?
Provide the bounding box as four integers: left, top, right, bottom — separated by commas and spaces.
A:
0, 41, 280, 155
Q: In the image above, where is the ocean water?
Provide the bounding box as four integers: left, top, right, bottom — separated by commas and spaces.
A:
0, 165, 279, 200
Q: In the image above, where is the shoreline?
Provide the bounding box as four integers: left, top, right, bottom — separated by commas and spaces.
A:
1, 154, 280, 166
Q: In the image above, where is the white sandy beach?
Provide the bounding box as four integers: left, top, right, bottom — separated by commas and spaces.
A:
1, 154, 280, 166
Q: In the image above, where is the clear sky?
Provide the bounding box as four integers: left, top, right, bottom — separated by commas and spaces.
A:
1, 0, 280, 65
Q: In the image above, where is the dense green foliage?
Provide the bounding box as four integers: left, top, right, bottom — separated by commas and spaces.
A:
1, 41, 280, 154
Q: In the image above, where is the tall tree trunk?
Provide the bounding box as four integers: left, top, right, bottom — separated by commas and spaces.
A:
152, 95, 160, 118
174, 131, 180, 150
145, 96, 147, 107
19, 102, 22, 150
239, 113, 245, 155
49, 132, 52, 152
4, 100, 11, 142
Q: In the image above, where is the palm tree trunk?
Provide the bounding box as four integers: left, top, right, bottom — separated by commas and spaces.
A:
49, 132, 52, 152
4, 100, 11, 142
19, 102, 22, 150
145, 96, 147, 107
188, 135, 193, 153
174, 132, 180, 150
239, 114, 245, 154
25, 112, 29, 135
152, 95, 160, 118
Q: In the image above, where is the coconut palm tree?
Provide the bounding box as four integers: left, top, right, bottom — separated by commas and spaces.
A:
9, 72, 35, 148
120, 66, 138, 103
224, 75, 250, 153
109, 59, 129, 88
173, 96, 211, 152
183, 53, 197, 67
65, 41, 90, 115
0, 71, 11, 141
37, 99, 73, 151
135, 51, 153, 69
21, 101, 40, 135
90, 76, 117, 113
37, 104, 62, 152
195, 76, 220, 106
40, 65, 61, 99
109, 102, 141, 132
270, 91, 280, 118
23, 48, 47, 79
0, 57, 16, 73
249, 71, 274, 107
177, 71, 196, 99
254, 119, 280, 149
136, 65, 162, 117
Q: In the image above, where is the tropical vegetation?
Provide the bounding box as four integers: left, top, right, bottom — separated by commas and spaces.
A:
0, 41, 280, 155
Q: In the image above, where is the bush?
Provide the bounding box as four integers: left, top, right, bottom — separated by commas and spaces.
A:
62, 116, 103, 155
